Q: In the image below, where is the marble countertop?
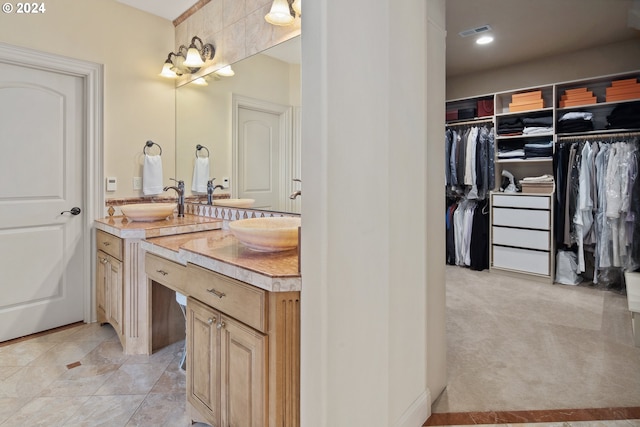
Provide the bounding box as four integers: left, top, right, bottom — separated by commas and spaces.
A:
142, 230, 301, 292
94, 214, 223, 238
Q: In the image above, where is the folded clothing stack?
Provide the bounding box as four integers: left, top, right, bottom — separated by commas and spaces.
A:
606, 102, 640, 129
524, 141, 553, 158
557, 111, 594, 133
522, 116, 553, 135
497, 117, 524, 136
520, 174, 555, 194
497, 147, 525, 159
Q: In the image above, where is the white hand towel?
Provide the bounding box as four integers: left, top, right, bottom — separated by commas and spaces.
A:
143, 154, 164, 195
191, 157, 210, 193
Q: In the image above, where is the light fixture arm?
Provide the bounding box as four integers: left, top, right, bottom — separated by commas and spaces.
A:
190, 36, 215, 62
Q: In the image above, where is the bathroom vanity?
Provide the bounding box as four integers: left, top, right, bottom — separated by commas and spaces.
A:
94, 214, 301, 427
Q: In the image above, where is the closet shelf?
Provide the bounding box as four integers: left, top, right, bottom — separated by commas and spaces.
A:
496, 158, 552, 164
496, 133, 554, 140
556, 128, 640, 138
556, 98, 640, 112
495, 107, 554, 118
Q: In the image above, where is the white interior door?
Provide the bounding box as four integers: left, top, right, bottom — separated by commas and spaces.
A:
0, 60, 85, 342
237, 106, 282, 210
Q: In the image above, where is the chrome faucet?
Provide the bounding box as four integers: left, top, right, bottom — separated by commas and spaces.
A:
289, 178, 301, 200
163, 178, 185, 217
207, 178, 224, 205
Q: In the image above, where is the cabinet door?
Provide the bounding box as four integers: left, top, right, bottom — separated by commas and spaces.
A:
95, 251, 108, 324
220, 315, 267, 427
187, 298, 220, 426
106, 256, 123, 336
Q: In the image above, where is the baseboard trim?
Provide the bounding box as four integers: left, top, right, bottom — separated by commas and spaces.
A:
393, 389, 431, 427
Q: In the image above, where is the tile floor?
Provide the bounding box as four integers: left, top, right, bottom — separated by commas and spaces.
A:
2, 266, 640, 427
0, 322, 207, 426
425, 266, 640, 426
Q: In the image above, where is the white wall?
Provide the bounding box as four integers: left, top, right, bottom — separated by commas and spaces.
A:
0, 0, 176, 201
447, 39, 640, 100
301, 0, 446, 425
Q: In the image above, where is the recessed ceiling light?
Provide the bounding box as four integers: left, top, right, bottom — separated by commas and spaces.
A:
476, 36, 494, 45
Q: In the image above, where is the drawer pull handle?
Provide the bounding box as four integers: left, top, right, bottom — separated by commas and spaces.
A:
206, 288, 226, 299
102, 242, 111, 246
207, 317, 216, 325
217, 320, 226, 329
156, 269, 168, 276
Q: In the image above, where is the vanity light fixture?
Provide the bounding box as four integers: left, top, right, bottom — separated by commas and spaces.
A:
183, 36, 215, 68
215, 65, 235, 77
160, 36, 215, 78
265, 0, 297, 26
192, 77, 208, 86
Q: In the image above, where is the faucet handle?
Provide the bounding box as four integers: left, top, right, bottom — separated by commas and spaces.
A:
170, 178, 185, 187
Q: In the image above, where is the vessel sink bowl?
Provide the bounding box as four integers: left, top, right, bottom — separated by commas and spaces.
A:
214, 198, 256, 208
229, 217, 301, 252
120, 203, 176, 222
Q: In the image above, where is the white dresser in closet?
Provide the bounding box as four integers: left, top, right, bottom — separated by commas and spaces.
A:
490, 193, 554, 282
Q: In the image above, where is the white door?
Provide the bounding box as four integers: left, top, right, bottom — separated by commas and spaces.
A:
237, 107, 282, 210
0, 60, 85, 342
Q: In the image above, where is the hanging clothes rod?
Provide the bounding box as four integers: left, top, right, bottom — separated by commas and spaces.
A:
557, 130, 640, 140
446, 118, 494, 127
143, 140, 162, 155
195, 144, 210, 158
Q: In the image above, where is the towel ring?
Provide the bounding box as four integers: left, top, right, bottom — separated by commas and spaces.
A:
143, 140, 162, 155
196, 144, 210, 158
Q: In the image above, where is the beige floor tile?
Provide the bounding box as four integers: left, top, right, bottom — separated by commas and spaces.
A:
149, 356, 186, 394
0, 340, 58, 366
124, 392, 190, 427
80, 340, 129, 366
94, 363, 166, 395
39, 363, 120, 397
62, 394, 146, 427
27, 340, 102, 367
0, 365, 67, 398
0, 395, 89, 426
0, 397, 31, 425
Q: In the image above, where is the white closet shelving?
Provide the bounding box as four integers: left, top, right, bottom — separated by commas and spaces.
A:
446, 70, 640, 281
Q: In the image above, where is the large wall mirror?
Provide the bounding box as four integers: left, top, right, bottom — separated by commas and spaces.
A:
176, 36, 301, 214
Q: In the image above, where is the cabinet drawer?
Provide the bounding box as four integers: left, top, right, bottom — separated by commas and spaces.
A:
492, 194, 550, 209
186, 264, 267, 333
492, 245, 550, 276
96, 230, 122, 260
493, 207, 550, 230
145, 253, 187, 291
492, 226, 550, 250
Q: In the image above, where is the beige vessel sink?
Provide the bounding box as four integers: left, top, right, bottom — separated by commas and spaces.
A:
229, 217, 301, 252
214, 198, 255, 208
120, 203, 176, 222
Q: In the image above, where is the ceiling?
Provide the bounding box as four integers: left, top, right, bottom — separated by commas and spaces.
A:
118, 0, 640, 77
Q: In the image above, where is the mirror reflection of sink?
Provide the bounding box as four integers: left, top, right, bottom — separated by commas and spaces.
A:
213, 198, 255, 208
120, 203, 176, 222
229, 217, 301, 252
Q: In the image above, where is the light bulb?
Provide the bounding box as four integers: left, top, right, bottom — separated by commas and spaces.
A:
292, 0, 301, 15
265, 0, 294, 26
215, 65, 235, 77
183, 47, 205, 68
159, 62, 177, 78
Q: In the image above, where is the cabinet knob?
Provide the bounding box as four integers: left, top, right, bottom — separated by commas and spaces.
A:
217, 320, 226, 329
207, 317, 216, 325
100, 258, 108, 264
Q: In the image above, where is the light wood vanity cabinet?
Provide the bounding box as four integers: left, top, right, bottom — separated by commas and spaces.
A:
96, 230, 124, 342
144, 252, 301, 427
187, 297, 266, 427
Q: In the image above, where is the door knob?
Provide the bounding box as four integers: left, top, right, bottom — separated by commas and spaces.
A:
61, 207, 81, 215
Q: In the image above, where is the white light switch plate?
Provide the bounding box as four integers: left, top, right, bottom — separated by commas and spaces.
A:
133, 177, 142, 190
106, 177, 117, 192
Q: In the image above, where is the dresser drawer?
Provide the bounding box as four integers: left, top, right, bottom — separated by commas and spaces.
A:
492, 226, 550, 251
96, 230, 123, 260
493, 207, 550, 230
492, 194, 550, 209
492, 245, 550, 276
145, 253, 187, 292
185, 264, 267, 333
